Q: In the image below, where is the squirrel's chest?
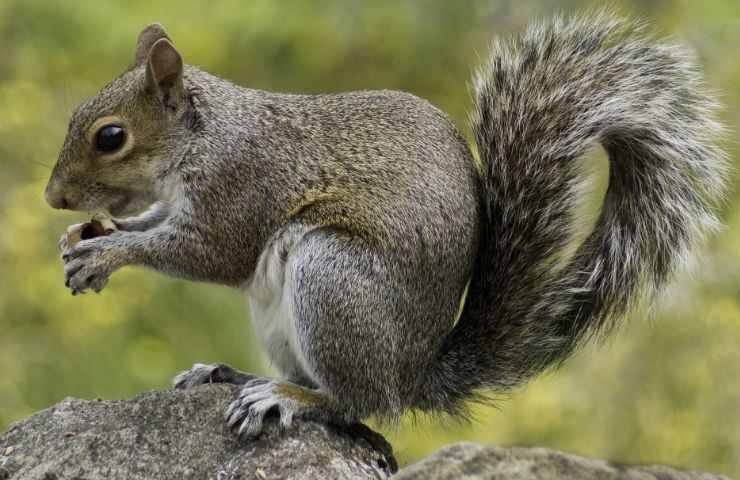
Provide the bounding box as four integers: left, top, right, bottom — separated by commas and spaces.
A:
244, 226, 315, 383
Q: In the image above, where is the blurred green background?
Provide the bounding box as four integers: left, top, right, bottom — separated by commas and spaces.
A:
1, 0, 739, 476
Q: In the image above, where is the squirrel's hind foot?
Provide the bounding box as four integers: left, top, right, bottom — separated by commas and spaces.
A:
225, 379, 342, 439
172, 362, 256, 389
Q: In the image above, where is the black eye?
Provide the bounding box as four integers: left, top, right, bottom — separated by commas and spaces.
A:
95, 124, 126, 153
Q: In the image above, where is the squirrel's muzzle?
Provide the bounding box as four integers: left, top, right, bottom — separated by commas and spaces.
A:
44, 181, 77, 210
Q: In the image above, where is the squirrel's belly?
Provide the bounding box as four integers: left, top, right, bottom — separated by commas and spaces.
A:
245, 225, 317, 384
248, 286, 306, 380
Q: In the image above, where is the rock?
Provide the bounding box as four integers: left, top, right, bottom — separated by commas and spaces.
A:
0, 385, 396, 480
394, 443, 732, 480
1, 387, 730, 480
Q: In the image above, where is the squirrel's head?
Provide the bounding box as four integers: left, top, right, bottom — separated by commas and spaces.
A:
45, 23, 189, 217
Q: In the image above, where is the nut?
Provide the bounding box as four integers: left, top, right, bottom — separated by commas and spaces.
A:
65, 214, 117, 250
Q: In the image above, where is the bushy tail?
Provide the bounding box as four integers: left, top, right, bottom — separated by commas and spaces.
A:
421, 13, 727, 414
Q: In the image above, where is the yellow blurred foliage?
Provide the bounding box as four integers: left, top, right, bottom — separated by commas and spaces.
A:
0, 0, 738, 476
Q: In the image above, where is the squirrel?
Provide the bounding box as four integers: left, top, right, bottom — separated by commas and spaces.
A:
45, 13, 727, 438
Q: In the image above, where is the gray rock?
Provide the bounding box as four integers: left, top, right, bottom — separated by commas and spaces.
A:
0, 385, 396, 480
394, 443, 733, 480
1, 387, 730, 480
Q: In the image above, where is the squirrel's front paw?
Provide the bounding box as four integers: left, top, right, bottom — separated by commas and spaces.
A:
173, 363, 257, 389
62, 236, 121, 295
225, 379, 336, 439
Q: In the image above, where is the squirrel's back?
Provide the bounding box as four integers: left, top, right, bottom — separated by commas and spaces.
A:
189, 68, 482, 249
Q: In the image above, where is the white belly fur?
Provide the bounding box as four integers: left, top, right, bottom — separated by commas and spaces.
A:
245, 226, 316, 384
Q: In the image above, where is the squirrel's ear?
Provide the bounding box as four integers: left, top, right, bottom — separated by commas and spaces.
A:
145, 38, 184, 111
134, 23, 171, 67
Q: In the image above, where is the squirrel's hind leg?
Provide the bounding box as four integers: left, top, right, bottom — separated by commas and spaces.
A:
172, 363, 257, 389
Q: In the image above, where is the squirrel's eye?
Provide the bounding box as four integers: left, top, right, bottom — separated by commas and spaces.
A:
95, 124, 126, 153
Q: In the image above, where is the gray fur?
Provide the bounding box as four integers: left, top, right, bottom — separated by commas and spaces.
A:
47, 13, 726, 434
418, 13, 728, 414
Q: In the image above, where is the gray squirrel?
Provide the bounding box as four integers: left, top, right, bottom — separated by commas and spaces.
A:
45, 13, 727, 438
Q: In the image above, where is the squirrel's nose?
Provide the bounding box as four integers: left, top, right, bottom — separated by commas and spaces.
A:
45, 184, 72, 210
